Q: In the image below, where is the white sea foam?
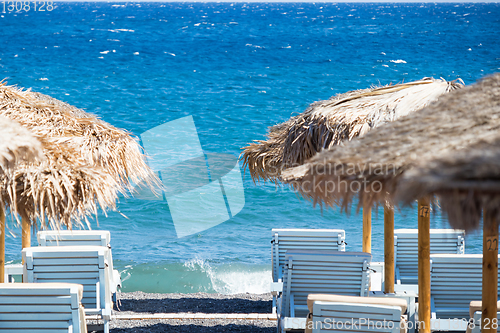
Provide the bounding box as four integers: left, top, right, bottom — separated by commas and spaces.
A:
184, 258, 271, 295
133, 52, 139, 55
245, 44, 264, 49
100, 50, 110, 54
109, 29, 135, 33
390, 59, 407, 64
39, 78, 49, 81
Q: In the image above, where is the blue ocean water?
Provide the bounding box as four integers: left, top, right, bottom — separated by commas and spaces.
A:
2, 2, 499, 294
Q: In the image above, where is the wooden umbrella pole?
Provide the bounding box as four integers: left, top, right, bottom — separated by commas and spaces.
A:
363, 206, 372, 253
21, 213, 30, 267
384, 205, 395, 294
482, 209, 498, 333
418, 196, 431, 333
0, 205, 5, 283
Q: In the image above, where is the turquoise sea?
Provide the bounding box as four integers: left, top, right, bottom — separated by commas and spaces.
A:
2, 2, 499, 294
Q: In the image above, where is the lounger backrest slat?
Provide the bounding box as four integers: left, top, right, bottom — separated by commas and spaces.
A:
0, 283, 85, 333
38, 230, 110, 247
271, 229, 346, 282
311, 302, 402, 333
395, 229, 465, 284
430, 254, 500, 320
23, 246, 110, 315
282, 251, 371, 318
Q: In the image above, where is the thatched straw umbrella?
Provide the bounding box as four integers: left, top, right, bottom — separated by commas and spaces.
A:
0, 115, 42, 174
283, 73, 500, 333
0, 81, 157, 250
0, 115, 43, 282
0, 82, 154, 190
241, 77, 463, 184
242, 77, 463, 284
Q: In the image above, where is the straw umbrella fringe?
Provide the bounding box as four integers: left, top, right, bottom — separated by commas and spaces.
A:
0, 116, 44, 282
397, 140, 500, 231
0, 115, 43, 174
1, 137, 121, 230
393, 74, 500, 230
282, 75, 499, 222
0, 82, 156, 190
242, 77, 463, 183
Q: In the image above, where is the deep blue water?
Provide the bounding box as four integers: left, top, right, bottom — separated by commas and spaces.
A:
2, 2, 499, 293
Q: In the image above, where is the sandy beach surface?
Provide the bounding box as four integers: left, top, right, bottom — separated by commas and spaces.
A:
93, 291, 276, 332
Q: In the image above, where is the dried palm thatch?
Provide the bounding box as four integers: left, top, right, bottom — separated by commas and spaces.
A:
0, 115, 42, 173
0, 82, 156, 190
241, 77, 463, 183
394, 75, 500, 230
282, 73, 500, 230
1, 136, 121, 230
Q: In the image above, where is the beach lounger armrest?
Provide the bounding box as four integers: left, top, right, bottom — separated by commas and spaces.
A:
395, 266, 401, 284
271, 281, 283, 295
290, 294, 295, 318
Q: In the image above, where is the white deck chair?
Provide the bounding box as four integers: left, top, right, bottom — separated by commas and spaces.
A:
306, 294, 407, 333
37, 230, 122, 302
271, 229, 346, 312
394, 229, 464, 289
278, 250, 371, 332
272, 229, 346, 282
430, 254, 500, 331
0, 282, 87, 333
22, 246, 112, 333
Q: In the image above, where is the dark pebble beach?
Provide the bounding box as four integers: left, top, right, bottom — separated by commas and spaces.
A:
92, 292, 276, 333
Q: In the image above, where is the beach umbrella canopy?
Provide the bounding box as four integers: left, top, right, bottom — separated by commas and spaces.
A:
0, 82, 156, 190
241, 77, 463, 184
0, 115, 43, 282
1, 138, 121, 230
0, 81, 157, 268
283, 73, 500, 333
282, 74, 499, 215
0, 115, 43, 174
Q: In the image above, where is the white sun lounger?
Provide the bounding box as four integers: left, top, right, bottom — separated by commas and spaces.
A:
0, 282, 87, 333
272, 229, 346, 283
278, 250, 371, 332
394, 229, 465, 291
271, 229, 346, 312
37, 230, 122, 302
430, 254, 500, 331
306, 294, 407, 333
22, 246, 113, 333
